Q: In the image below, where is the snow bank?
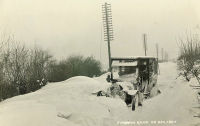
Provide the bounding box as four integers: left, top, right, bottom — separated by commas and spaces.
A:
0, 76, 130, 126
188, 78, 200, 104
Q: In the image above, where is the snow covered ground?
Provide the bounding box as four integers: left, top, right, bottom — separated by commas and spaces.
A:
131, 62, 200, 126
0, 62, 199, 126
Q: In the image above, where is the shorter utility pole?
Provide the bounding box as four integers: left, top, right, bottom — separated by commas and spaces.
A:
156, 43, 159, 60
165, 52, 169, 62
161, 48, 164, 62
143, 34, 147, 56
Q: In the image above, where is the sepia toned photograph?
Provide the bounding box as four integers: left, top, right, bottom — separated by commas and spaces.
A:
0, 0, 199, 126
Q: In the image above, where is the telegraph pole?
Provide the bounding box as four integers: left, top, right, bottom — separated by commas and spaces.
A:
143, 34, 147, 56
102, 3, 114, 72
165, 52, 169, 62
161, 48, 164, 62
156, 43, 159, 60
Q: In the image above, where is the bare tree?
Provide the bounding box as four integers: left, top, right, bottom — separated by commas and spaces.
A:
177, 32, 200, 84
0, 34, 54, 100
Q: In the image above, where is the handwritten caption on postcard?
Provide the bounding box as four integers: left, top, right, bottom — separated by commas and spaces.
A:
117, 120, 177, 125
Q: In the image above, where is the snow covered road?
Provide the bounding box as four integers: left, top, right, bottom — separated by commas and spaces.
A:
0, 62, 199, 126
130, 62, 200, 126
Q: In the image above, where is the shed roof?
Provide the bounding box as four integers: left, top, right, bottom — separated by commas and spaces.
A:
111, 56, 156, 60
112, 62, 137, 67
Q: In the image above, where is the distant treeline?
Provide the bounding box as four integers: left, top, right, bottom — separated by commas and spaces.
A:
0, 36, 103, 101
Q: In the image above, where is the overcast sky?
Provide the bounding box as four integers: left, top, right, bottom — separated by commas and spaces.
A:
0, 0, 200, 67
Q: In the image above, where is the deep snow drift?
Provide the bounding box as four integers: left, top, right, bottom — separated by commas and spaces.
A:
0, 76, 132, 126
0, 62, 199, 126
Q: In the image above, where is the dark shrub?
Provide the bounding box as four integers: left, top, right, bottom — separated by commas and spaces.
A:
48, 55, 102, 82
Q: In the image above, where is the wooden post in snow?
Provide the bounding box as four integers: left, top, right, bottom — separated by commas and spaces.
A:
143, 34, 147, 56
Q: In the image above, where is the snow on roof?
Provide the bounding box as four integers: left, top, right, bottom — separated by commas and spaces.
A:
111, 56, 156, 60
112, 62, 137, 67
